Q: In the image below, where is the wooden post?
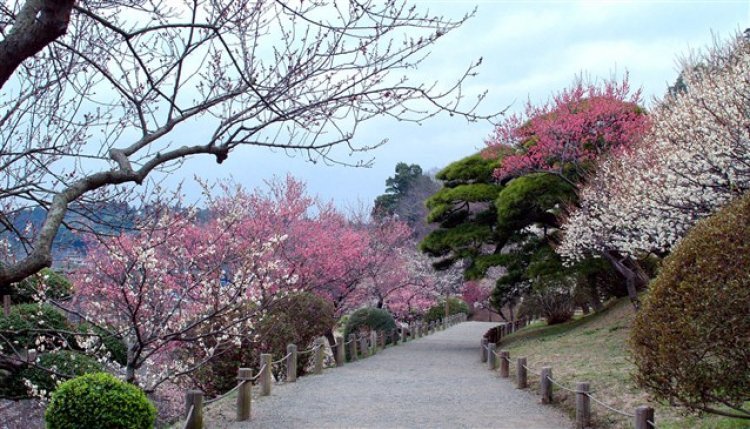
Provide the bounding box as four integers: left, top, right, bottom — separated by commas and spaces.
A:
378, 331, 385, 349
3, 295, 10, 317
480, 338, 488, 362
540, 367, 552, 404
286, 344, 297, 382
414, 322, 420, 339
348, 334, 358, 361
314, 339, 324, 374
335, 335, 345, 367
499, 351, 510, 378
575, 382, 591, 429
487, 343, 497, 370
184, 390, 203, 429
634, 406, 655, 429
516, 357, 527, 389
401, 326, 407, 343
359, 335, 368, 358
236, 368, 252, 421
392, 328, 399, 345
369, 331, 378, 355
260, 354, 272, 396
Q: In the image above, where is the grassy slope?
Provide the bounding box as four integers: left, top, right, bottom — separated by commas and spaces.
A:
498, 298, 749, 429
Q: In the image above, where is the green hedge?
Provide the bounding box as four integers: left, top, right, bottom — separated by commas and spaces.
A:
0, 303, 72, 349
12, 268, 72, 303
343, 307, 397, 345
3, 351, 103, 398
424, 297, 469, 324
631, 194, 750, 417
45, 372, 156, 429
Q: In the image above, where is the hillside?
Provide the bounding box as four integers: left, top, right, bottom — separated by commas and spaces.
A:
497, 298, 750, 429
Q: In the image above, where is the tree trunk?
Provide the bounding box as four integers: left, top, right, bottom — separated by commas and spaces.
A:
603, 251, 649, 309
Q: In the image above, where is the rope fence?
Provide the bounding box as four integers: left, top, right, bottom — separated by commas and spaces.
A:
179, 312, 468, 428
480, 324, 658, 429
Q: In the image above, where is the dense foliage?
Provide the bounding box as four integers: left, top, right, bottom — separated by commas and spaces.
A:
12, 269, 72, 304
45, 372, 156, 429
343, 308, 398, 342
3, 351, 103, 399
0, 304, 72, 350
630, 194, 750, 419
424, 297, 470, 324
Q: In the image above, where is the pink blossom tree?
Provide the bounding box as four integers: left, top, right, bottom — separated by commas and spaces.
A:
485, 76, 649, 184
68, 204, 289, 391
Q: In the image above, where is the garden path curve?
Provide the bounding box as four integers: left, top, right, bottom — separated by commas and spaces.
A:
207, 321, 572, 429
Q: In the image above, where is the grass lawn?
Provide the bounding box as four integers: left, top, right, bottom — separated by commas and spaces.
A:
497, 298, 749, 429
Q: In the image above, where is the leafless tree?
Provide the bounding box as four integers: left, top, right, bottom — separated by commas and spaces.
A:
0, 0, 498, 292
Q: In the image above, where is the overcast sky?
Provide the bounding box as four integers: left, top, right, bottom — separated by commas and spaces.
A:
162, 0, 748, 212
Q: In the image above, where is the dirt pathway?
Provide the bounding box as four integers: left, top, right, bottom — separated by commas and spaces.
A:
205, 321, 571, 428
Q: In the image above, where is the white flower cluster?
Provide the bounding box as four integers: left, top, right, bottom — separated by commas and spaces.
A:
560, 35, 750, 261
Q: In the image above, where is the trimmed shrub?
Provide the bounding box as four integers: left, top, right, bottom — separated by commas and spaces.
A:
630, 194, 750, 418
45, 372, 156, 429
12, 269, 73, 303
424, 297, 469, 324
0, 303, 72, 349
343, 307, 397, 343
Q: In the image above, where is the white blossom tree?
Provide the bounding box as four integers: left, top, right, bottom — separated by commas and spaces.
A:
559, 34, 750, 265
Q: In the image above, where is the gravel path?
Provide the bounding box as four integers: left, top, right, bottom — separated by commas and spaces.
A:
207, 322, 572, 429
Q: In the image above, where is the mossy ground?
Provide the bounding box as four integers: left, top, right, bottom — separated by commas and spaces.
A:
498, 298, 750, 429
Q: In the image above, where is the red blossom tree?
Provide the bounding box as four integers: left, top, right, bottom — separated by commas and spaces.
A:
486, 76, 649, 183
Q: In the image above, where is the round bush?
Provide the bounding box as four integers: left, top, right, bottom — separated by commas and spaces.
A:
424, 297, 469, 324
13, 269, 72, 303
343, 307, 397, 342
630, 194, 750, 417
45, 372, 156, 429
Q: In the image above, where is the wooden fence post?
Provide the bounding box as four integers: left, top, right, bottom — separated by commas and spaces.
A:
286, 344, 297, 382
369, 331, 378, 355
314, 339, 324, 374
378, 331, 385, 349
185, 390, 203, 429
3, 295, 10, 317
499, 350, 510, 377
236, 368, 253, 421
540, 367, 552, 404
487, 343, 497, 370
260, 354, 272, 396
400, 326, 407, 343
634, 406, 655, 429
335, 335, 345, 367
348, 334, 358, 361
575, 382, 591, 429
392, 328, 399, 345
359, 335, 368, 358
480, 338, 488, 362
516, 357, 527, 389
